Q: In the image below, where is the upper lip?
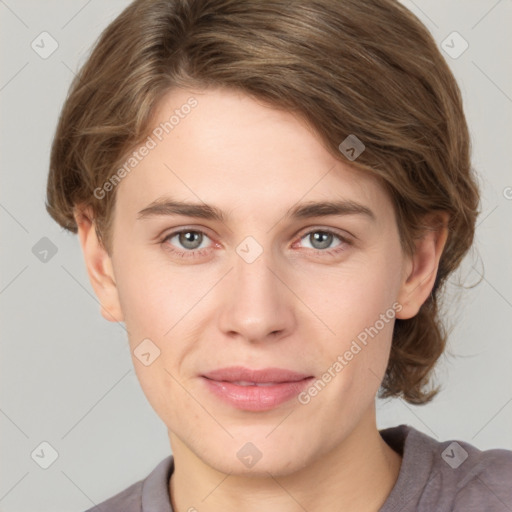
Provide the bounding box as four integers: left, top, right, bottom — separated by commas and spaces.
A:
202, 366, 311, 383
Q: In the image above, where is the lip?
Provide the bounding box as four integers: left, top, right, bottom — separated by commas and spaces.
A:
201, 366, 314, 411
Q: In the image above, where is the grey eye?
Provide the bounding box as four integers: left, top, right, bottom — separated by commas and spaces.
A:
178, 231, 203, 250
308, 231, 335, 250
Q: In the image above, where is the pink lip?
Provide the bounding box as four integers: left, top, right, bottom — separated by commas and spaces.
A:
201, 366, 314, 411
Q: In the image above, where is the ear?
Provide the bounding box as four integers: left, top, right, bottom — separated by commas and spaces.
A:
396, 212, 449, 320
74, 206, 124, 323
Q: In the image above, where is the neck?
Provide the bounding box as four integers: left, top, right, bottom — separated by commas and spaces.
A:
168, 409, 402, 512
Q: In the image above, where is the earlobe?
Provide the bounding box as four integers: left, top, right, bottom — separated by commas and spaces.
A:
74, 206, 124, 323
396, 212, 449, 320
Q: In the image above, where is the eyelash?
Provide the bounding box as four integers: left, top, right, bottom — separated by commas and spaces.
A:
160, 228, 351, 259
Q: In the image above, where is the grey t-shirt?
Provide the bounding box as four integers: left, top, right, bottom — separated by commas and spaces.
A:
84, 424, 512, 511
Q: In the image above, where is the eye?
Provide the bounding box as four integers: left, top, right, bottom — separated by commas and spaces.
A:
297, 229, 350, 254
160, 227, 351, 260
162, 229, 213, 255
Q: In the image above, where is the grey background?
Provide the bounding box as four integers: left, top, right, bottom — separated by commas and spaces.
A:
1, 1, 511, 510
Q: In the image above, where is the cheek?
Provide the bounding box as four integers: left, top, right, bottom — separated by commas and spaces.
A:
113, 252, 201, 343
305, 245, 403, 385
311, 254, 401, 343
113, 253, 218, 392
131, 359, 200, 430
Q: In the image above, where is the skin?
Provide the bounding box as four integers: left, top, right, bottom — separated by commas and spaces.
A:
75, 87, 448, 512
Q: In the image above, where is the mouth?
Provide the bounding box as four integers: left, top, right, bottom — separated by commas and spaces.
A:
201, 366, 314, 411
226, 381, 287, 387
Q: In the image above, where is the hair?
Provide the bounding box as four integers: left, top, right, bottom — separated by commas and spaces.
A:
46, 0, 480, 404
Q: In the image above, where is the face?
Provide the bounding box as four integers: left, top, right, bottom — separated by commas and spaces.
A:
93, 87, 416, 476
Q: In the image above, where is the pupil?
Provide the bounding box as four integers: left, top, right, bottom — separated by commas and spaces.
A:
180, 231, 201, 249
311, 231, 332, 249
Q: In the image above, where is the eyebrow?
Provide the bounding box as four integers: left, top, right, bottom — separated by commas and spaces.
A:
137, 197, 376, 223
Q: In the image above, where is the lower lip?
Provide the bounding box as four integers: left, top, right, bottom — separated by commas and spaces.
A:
202, 377, 313, 411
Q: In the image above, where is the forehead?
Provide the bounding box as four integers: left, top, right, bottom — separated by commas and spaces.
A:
115, 87, 393, 222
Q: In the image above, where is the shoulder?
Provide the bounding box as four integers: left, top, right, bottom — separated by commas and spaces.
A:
446, 441, 512, 510
82, 455, 174, 512
409, 426, 512, 511
83, 480, 143, 512
380, 425, 512, 511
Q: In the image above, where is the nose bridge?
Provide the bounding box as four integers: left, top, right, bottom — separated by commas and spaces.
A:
218, 239, 294, 341
234, 247, 278, 301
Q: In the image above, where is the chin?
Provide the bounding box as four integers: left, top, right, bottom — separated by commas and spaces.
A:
191, 429, 318, 478
206, 449, 310, 478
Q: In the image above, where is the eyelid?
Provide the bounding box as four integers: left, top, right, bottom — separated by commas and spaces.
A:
294, 225, 354, 244
160, 225, 216, 241
160, 225, 353, 259
160, 227, 218, 249
160, 224, 351, 243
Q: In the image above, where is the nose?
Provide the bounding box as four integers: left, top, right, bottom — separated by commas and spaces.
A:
217, 247, 296, 344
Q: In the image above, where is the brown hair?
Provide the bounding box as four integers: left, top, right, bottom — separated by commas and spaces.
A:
46, 0, 480, 404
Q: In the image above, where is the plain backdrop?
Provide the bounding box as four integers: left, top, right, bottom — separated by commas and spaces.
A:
1, 1, 511, 510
